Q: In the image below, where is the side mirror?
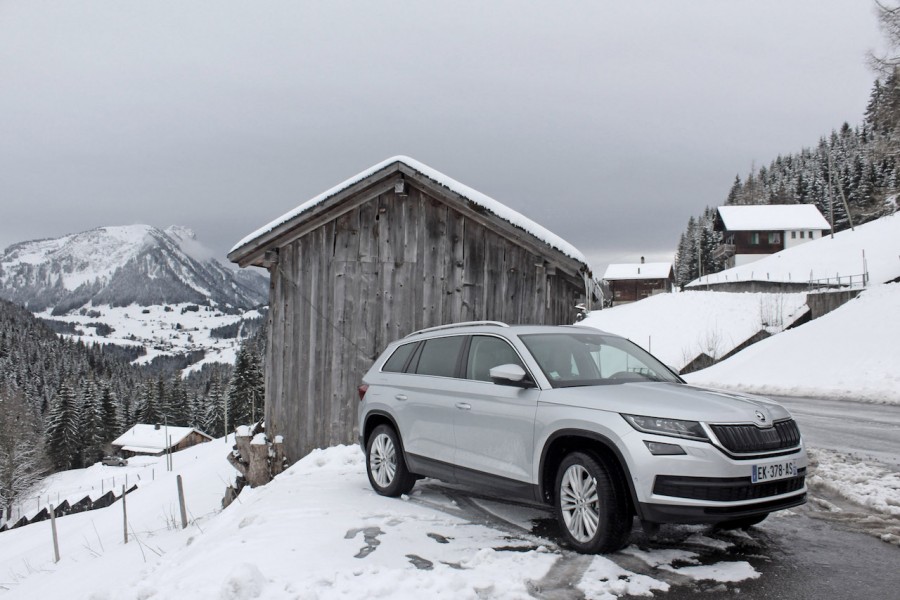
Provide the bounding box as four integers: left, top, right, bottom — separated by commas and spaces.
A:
489, 364, 535, 388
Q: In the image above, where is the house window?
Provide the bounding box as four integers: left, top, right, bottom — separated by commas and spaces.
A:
809, 231, 814, 238
799, 231, 805, 239
750, 233, 760, 245
791, 231, 797, 239
768, 232, 781, 244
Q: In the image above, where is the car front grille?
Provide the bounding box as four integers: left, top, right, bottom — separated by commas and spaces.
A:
653, 470, 806, 502
709, 419, 801, 454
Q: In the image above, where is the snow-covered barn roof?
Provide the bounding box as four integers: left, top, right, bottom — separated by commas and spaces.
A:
228, 156, 589, 269
111, 424, 212, 454
717, 205, 830, 232
603, 262, 673, 281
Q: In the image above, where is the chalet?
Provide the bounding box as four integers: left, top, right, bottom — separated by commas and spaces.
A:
713, 205, 830, 268
228, 156, 595, 463
602, 259, 673, 305
111, 424, 213, 457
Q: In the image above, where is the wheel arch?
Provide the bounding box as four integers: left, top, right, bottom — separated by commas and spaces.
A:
361, 410, 402, 449
538, 428, 643, 520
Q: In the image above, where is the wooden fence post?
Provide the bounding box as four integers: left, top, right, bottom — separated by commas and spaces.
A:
176, 475, 188, 529
49, 504, 60, 563
122, 485, 128, 544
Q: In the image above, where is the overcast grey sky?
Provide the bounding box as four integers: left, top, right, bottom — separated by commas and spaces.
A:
0, 1, 884, 274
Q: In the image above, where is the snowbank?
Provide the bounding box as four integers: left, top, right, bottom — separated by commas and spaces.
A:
578, 291, 808, 370
0, 443, 765, 599
684, 284, 900, 404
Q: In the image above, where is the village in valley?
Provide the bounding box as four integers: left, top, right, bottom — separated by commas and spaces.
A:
1, 2, 900, 599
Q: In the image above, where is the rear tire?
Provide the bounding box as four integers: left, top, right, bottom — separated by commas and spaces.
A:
554, 451, 632, 553
366, 424, 416, 497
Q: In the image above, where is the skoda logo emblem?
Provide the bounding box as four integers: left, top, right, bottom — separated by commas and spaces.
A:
755, 410, 767, 423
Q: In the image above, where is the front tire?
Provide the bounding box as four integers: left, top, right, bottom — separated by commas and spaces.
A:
554, 451, 632, 553
366, 425, 416, 497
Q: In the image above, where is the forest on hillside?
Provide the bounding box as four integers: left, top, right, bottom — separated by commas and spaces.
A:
673, 2, 900, 287
0, 298, 266, 521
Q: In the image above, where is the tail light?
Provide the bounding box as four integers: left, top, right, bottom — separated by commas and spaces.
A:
358, 384, 369, 401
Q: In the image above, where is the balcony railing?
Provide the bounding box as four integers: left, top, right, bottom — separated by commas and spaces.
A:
712, 243, 735, 260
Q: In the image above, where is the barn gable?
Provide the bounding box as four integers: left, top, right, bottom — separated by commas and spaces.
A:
229, 156, 593, 462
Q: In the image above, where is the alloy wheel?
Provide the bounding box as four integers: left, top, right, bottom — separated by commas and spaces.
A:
369, 433, 397, 488
559, 463, 601, 542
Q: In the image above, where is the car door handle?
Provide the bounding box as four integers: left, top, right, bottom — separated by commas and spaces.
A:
395, 394, 408, 401
456, 402, 471, 410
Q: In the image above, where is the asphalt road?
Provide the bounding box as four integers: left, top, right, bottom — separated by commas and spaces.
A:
772, 395, 900, 469
412, 394, 900, 599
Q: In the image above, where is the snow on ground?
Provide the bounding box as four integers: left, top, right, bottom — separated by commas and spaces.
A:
0, 444, 767, 600
37, 302, 255, 368
688, 212, 900, 287
578, 291, 808, 371
684, 283, 900, 404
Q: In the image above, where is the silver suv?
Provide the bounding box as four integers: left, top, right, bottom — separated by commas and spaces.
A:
358, 322, 807, 553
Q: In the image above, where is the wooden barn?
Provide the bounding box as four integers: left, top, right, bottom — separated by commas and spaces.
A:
602, 259, 673, 305
228, 156, 595, 463
111, 424, 213, 458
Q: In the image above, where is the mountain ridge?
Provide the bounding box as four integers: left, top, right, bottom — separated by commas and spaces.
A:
0, 225, 268, 314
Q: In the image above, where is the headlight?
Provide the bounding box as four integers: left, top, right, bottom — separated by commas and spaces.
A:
622, 414, 708, 441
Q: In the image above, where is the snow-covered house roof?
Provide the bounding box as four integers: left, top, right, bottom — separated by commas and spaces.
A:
228, 156, 589, 271
717, 205, 830, 232
603, 262, 673, 281
111, 424, 213, 455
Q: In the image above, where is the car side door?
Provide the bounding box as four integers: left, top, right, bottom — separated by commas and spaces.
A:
452, 335, 539, 485
390, 334, 466, 469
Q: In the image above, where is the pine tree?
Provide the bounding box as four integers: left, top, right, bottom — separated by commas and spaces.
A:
227, 346, 264, 428
46, 382, 81, 470
135, 381, 161, 424
99, 383, 120, 439
204, 377, 227, 437
79, 380, 105, 466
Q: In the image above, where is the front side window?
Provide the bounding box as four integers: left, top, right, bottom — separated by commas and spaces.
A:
769, 232, 781, 244
466, 335, 524, 382
520, 332, 681, 388
750, 233, 760, 245
414, 336, 465, 378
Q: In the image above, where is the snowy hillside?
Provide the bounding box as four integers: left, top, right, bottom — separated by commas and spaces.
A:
35, 303, 264, 372
0, 225, 267, 313
578, 291, 809, 371
688, 212, 900, 288
684, 283, 900, 404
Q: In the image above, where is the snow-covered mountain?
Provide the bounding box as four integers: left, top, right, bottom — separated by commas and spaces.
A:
0, 225, 267, 314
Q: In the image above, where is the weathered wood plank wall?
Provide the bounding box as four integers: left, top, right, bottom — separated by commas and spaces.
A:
265, 185, 585, 462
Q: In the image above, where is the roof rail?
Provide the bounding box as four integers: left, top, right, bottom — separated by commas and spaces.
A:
404, 321, 509, 338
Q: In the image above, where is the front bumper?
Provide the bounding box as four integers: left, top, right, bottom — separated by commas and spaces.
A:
621, 429, 808, 524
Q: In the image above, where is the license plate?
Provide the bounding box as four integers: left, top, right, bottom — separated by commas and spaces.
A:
751, 459, 798, 484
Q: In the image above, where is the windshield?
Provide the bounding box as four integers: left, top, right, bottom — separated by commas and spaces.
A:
520, 331, 682, 388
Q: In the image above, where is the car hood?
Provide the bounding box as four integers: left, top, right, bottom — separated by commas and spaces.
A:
539, 382, 792, 425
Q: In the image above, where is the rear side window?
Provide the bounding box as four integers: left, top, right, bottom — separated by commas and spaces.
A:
466, 335, 524, 381
382, 342, 417, 373
415, 336, 465, 378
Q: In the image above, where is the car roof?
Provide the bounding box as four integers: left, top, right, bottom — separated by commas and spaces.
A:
402, 321, 613, 340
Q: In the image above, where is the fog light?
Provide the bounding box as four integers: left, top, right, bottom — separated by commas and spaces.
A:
644, 441, 686, 455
